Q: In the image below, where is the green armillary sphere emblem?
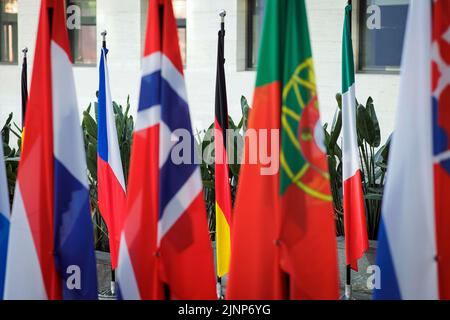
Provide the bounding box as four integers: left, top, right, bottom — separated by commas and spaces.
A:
281, 58, 332, 202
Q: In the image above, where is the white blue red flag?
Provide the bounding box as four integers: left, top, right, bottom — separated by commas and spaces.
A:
374, 0, 450, 300
97, 46, 127, 270
3, 0, 97, 300
0, 127, 10, 300
117, 0, 216, 299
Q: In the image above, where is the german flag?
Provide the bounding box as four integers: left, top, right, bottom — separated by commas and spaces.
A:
214, 18, 232, 279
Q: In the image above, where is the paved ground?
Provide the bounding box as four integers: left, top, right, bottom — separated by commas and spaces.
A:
96, 238, 377, 300
337, 237, 376, 300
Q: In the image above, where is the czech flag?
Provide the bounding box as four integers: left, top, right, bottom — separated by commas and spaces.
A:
3, 0, 97, 300
0, 124, 10, 300
117, 0, 216, 300
374, 0, 450, 300
98, 46, 127, 270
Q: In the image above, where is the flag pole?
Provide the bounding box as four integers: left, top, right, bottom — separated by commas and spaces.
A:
100, 29, 116, 297
344, 0, 354, 301
348, 0, 352, 34
101, 30, 107, 49
21, 47, 28, 126
216, 9, 226, 300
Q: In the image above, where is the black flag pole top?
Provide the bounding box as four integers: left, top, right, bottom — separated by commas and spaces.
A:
101, 30, 107, 49
21, 47, 28, 126
220, 9, 226, 32
348, 0, 352, 34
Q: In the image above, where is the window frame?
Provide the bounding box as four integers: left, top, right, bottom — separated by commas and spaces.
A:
356, 0, 408, 75
176, 17, 187, 68
246, 0, 256, 71
67, 0, 97, 67
0, 0, 18, 65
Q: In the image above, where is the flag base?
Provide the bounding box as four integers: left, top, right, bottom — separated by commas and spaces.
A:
216, 279, 224, 300
340, 284, 355, 300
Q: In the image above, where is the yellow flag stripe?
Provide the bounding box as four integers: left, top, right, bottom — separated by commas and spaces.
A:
216, 203, 231, 277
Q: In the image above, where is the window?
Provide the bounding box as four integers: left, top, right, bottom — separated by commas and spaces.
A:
358, 0, 409, 72
246, 0, 264, 70
67, 0, 97, 65
0, 0, 18, 64
141, 0, 186, 67
173, 0, 186, 67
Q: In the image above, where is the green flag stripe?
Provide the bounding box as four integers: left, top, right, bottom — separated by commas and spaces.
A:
342, 5, 355, 93
255, 0, 282, 87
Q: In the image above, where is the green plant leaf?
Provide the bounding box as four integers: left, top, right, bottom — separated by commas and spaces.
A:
335, 93, 342, 110
365, 97, 381, 147
83, 110, 98, 140
329, 108, 342, 149
240, 95, 250, 133
364, 193, 383, 201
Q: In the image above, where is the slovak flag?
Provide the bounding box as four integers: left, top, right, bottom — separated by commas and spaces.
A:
3, 0, 97, 300
0, 126, 10, 300
97, 46, 127, 270
374, 0, 450, 300
117, 0, 216, 299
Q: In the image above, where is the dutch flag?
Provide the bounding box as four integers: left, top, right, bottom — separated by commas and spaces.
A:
3, 0, 97, 300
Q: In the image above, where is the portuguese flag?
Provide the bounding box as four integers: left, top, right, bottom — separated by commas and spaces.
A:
227, 0, 339, 299
342, 4, 368, 271
214, 20, 232, 278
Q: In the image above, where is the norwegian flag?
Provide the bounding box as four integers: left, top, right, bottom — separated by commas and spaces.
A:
3, 0, 97, 299
117, 0, 216, 300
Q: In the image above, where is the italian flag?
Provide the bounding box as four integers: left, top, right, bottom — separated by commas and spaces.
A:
342, 4, 368, 271
227, 0, 339, 299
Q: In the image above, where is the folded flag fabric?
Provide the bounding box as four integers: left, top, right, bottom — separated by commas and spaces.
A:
341, 4, 368, 271
0, 126, 10, 300
3, 0, 97, 300
432, 0, 450, 300
214, 20, 233, 279
97, 46, 127, 270
117, 0, 216, 300
374, 0, 450, 300
227, 0, 339, 300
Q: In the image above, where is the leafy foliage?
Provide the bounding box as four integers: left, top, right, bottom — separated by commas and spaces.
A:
1, 113, 21, 206
1, 92, 389, 249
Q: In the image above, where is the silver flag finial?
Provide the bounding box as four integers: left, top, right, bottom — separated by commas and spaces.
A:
219, 10, 226, 23
101, 30, 107, 41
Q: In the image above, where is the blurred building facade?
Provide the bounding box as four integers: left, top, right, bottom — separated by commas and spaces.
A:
0, 0, 409, 142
